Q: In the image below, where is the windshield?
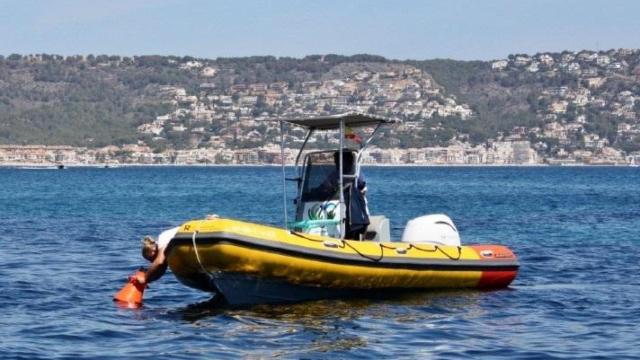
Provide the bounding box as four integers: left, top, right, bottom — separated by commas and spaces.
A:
300, 150, 355, 202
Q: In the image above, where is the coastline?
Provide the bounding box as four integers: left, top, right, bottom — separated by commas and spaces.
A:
0, 162, 635, 168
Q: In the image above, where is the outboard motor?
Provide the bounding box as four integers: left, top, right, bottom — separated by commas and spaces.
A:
401, 214, 461, 246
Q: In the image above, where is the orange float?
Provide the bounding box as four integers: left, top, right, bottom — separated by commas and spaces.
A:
113, 270, 145, 308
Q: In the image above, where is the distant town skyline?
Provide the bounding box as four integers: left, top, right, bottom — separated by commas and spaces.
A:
2, 0, 640, 61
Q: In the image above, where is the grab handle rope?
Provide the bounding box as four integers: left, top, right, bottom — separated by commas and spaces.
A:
191, 231, 214, 279
290, 228, 462, 262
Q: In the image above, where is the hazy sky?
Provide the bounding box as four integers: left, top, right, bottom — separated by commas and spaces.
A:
2, 0, 639, 60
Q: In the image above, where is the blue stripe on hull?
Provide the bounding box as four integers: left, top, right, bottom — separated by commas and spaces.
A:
211, 272, 371, 306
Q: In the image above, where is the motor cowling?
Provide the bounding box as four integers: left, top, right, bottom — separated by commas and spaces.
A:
401, 214, 461, 246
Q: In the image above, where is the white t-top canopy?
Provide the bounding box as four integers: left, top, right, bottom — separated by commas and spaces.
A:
279, 112, 398, 130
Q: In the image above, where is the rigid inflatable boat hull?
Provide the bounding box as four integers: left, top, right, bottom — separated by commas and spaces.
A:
167, 218, 519, 306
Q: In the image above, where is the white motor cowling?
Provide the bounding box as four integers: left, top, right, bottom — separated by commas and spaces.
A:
401, 214, 461, 246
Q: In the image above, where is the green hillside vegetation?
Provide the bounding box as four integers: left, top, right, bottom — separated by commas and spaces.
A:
1, 51, 639, 155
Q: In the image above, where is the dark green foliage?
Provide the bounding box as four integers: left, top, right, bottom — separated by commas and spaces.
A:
408, 59, 490, 97
0, 52, 638, 153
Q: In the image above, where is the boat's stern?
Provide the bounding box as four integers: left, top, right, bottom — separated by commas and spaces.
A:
469, 245, 519, 288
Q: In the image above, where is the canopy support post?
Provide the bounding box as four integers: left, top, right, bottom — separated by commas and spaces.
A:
339, 119, 345, 240
294, 128, 314, 178
280, 121, 288, 230
355, 121, 383, 177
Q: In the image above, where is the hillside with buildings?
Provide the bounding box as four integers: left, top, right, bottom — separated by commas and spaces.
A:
1, 51, 639, 165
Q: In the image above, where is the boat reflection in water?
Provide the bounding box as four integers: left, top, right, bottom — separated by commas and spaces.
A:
167, 289, 490, 354
173, 288, 488, 321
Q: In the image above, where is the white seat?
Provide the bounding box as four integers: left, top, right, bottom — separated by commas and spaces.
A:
365, 215, 390, 242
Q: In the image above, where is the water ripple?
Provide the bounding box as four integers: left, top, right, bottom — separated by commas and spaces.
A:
1, 166, 639, 359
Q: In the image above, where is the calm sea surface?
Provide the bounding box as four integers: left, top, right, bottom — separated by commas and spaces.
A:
1, 166, 639, 359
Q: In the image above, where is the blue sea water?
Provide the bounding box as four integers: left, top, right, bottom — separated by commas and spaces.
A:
0, 166, 639, 359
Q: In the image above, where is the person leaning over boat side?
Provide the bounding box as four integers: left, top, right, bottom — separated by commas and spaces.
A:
135, 226, 180, 285
135, 215, 219, 285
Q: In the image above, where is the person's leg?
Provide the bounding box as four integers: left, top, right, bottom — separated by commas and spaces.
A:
345, 228, 364, 241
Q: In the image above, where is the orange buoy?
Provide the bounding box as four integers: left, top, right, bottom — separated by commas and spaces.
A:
113, 270, 145, 308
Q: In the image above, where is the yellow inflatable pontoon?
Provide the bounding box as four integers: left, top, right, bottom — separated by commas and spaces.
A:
167, 218, 518, 306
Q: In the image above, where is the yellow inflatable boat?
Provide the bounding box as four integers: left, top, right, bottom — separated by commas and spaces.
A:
165, 113, 519, 305
167, 218, 518, 306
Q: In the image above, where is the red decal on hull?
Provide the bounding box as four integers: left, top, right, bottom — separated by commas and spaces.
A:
470, 245, 518, 288
477, 270, 518, 288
